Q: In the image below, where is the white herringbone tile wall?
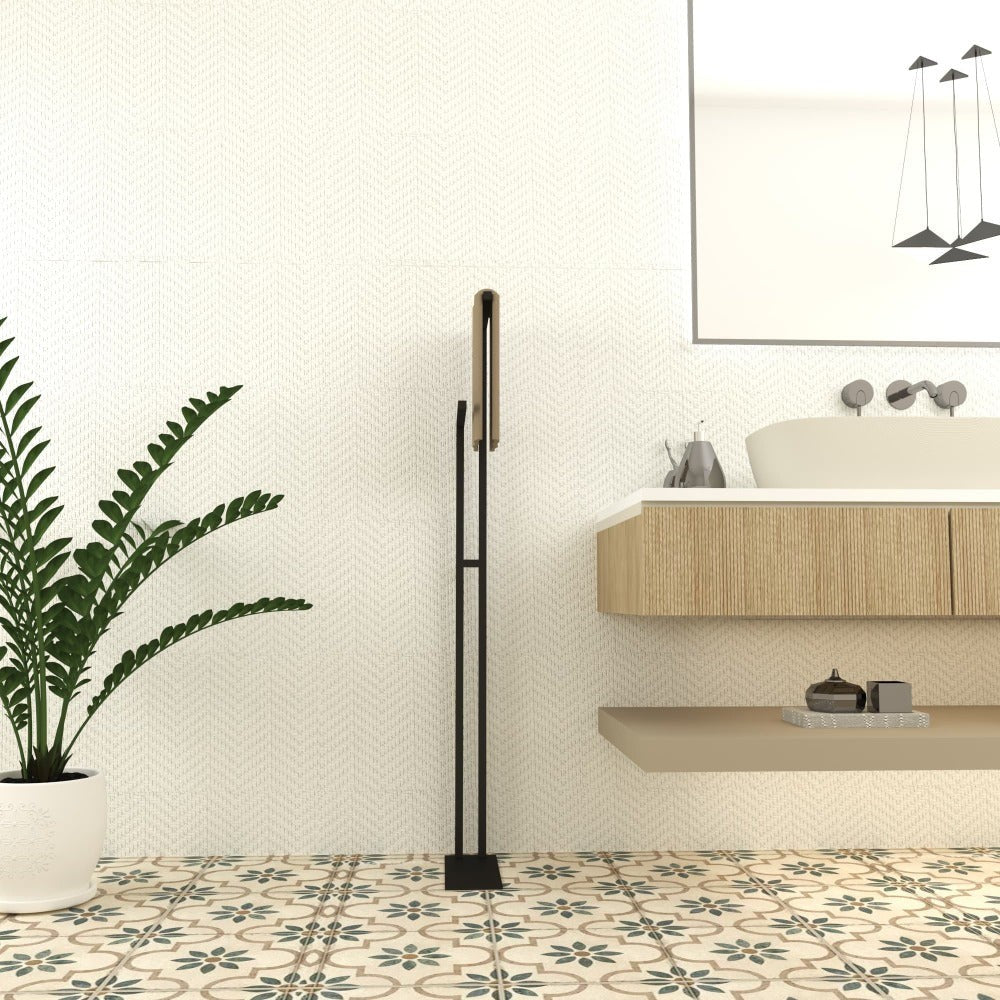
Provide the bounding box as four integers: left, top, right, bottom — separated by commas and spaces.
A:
3, 0, 1000, 854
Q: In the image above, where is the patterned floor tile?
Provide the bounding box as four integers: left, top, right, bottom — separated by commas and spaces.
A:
8, 852, 1000, 1000
612, 851, 747, 890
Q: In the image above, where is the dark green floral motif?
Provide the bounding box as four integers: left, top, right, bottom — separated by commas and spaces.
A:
769, 914, 847, 938
208, 902, 278, 922
52, 975, 143, 1000
924, 910, 1000, 937
865, 875, 948, 896
820, 960, 914, 994
271, 921, 336, 947
523, 863, 577, 880
649, 862, 708, 879
388, 865, 442, 883
149, 883, 219, 903
678, 896, 742, 916
825, 894, 892, 914
879, 936, 957, 962
638, 965, 729, 996
237, 867, 294, 884
818, 848, 892, 862
0, 949, 75, 978
578, 851, 635, 865
729, 877, 796, 896
530, 897, 597, 919
457, 919, 527, 941
291, 883, 334, 900
617, 917, 688, 939
380, 899, 447, 921
779, 859, 839, 877
371, 945, 447, 970
245, 971, 359, 999
460, 970, 543, 999
0, 929, 19, 942
692, 849, 759, 862
711, 938, 788, 965
324, 922, 374, 944
920, 859, 982, 876
544, 940, 621, 967
107, 925, 186, 948
53, 903, 125, 925
172, 946, 253, 974
98, 868, 160, 886
338, 881, 378, 899
273, 920, 370, 947
596, 878, 656, 896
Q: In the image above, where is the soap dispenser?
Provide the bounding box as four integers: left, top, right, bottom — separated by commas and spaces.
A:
674, 422, 726, 488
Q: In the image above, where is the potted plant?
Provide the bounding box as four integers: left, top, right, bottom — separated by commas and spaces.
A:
0, 322, 311, 912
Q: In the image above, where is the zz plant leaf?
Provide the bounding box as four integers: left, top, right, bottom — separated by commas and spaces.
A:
0, 321, 312, 781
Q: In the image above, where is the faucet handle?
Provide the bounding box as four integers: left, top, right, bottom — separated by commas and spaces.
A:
841, 379, 874, 416
934, 380, 967, 416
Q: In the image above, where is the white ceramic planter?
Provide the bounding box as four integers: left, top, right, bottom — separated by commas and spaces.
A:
0, 768, 106, 913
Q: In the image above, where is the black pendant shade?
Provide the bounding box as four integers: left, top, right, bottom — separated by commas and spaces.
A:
956, 219, 1000, 244
893, 227, 951, 248
930, 246, 988, 264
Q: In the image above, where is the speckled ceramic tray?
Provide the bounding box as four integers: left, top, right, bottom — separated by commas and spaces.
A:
781, 707, 930, 729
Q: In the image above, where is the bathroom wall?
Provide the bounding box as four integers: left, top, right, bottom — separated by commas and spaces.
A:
2, 0, 1000, 854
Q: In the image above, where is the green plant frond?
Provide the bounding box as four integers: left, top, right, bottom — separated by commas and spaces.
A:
71, 386, 242, 601
50, 492, 283, 704
0, 662, 30, 731
78, 596, 311, 726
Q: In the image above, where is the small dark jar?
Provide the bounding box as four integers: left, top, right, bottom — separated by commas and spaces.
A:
805, 669, 866, 713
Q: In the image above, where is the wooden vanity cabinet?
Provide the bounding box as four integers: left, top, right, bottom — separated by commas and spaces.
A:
597, 505, 953, 617
950, 508, 1000, 617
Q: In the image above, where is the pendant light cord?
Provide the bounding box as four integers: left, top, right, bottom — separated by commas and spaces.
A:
953, 77, 963, 241
922, 66, 930, 227
892, 71, 920, 244
976, 58, 984, 221
983, 63, 1000, 175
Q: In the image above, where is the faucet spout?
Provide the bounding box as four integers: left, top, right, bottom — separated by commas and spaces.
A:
888, 380, 938, 404
886, 378, 967, 414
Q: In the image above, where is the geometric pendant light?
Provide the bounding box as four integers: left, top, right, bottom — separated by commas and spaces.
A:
954, 45, 1000, 245
894, 57, 951, 248
930, 67, 988, 263
930, 245, 988, 263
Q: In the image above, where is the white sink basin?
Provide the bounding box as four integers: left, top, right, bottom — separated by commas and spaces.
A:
746, 417, 1000, 488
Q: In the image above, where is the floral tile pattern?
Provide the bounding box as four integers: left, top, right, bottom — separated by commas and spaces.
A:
3, 851, 1000, 999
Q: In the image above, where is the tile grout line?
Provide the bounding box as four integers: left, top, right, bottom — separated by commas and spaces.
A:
485, 884, 504, 998
607, 850, 677, 968
284, 853, 360, 987
81, 854, 219, 1000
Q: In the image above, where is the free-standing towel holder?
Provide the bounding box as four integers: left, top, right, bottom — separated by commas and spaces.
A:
445, 290, 504, 892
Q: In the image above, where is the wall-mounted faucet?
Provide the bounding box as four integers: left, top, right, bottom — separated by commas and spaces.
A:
886, 379, 967, 416
841, 379, 874, 416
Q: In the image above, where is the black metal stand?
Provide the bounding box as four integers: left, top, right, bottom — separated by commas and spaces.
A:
445, 295, 503, 892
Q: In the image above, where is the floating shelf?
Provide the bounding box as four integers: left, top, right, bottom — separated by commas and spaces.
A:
598, 706, 1000, 773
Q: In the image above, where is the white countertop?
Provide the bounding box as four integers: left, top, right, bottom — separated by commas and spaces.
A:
595, 488, 1000, 531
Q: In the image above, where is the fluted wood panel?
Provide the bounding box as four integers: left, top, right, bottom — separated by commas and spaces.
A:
951, 508, 1000, 617
597, 515, 646, 613
598, 506, 952, 617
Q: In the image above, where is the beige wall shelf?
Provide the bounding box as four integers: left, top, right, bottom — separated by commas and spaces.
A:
598, 706, 1000, 772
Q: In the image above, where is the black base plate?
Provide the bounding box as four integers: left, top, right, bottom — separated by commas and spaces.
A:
444, 853, 504, 891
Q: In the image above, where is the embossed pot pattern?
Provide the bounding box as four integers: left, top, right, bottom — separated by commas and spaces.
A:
0, 769, 106, 914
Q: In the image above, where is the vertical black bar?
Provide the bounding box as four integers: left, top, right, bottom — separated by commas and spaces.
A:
477, 294, 490, 856
455, 400, 466, 857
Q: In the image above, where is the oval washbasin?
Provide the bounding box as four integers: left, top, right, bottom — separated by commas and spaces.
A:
746, 417, 1000, 488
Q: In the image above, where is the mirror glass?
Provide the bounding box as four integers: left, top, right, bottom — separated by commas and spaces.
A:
691, 0, 1000, 345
